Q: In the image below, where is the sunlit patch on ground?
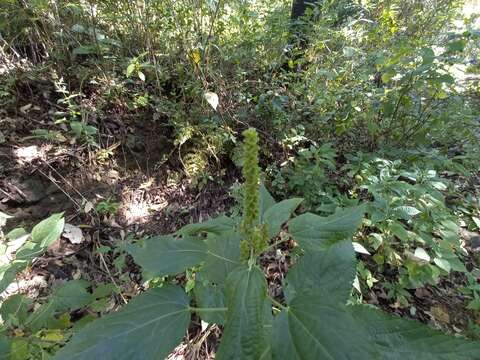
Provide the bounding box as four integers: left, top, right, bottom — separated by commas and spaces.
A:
13, 145, 48, 165
119, 186, 168, 225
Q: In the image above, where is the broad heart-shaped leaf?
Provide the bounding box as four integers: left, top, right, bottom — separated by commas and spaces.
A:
127, 236, 207, 278
284, 240, 356, 303
288, 205, 365, 250
31, 213, 65, 247
202, 230, 241, 284
177, 215, 235, 237
53, 286, 190, 360
216, 265, 270, 360
263, 198, 303, 239
273, 295, 480, 360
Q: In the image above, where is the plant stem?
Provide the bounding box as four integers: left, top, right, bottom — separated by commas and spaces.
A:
189, 307, 228, 312
268, 295, 288, 311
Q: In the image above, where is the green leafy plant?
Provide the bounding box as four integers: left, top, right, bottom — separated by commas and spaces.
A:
125, 53, 151, 82
52, 129, 480, 359
0, 216, 118, 359
0, 278, 117, 359
95, 199, 120, 216
0, 214, 65, 294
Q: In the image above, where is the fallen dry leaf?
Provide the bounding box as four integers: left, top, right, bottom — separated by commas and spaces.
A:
63, 223, 84, 244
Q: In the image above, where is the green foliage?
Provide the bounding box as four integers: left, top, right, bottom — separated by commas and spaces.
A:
0, 279, 116, 359
1, 1, 480, 358
0, 214, 65, 293
52, 129, 480, 359
95, 199, 120, 216
54, 286, 190, 360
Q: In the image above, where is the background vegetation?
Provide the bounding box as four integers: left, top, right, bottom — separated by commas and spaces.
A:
0, 0, 479, 358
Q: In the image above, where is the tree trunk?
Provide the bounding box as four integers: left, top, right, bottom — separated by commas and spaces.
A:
291, 0, 320, 21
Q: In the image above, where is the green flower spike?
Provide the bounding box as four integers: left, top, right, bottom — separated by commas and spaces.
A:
240, 128, 268, 261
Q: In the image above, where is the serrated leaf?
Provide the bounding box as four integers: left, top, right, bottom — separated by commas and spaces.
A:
216, 266, 269, 360
274, 296, 480, 359
285, 240, 356, 304
177, 215, 235, 236
204, 91, 219, 110
31, 213, 65, 247
53, 286, 190, 360
127, 236, 207, 277
263, 198, 303, 239
202, 231, 240, 284
288, 206, 365, 250
26, 280, 91, 331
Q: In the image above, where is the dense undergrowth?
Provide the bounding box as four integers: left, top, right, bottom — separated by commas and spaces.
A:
1, 0, 480, 358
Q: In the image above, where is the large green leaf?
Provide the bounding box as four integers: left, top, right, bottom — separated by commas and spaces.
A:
202, 230, 240, 284
274, 295, 480, 360
194, 273, 226, 325
288, 205, 365, 250
0, 261, 27, 294
31, 213, 65, 247
284, 240, 356, 303
0, 214, 65, 293
0, 294, 31, 327
352, 304, 480, 360
263, 198, 303, 239
127, 236, 207, 277
216, 266, 270, 360
0, 337, 10, 360
281, 294, 376, 359
54, 286, 190, 360
259, 184, 276, 221
26, 280, 92, 331
271, 312, 299, 360
177, 215, 235, 236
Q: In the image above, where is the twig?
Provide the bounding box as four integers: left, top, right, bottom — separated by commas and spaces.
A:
97, 251, 128, 304
36, 168, 81, 209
